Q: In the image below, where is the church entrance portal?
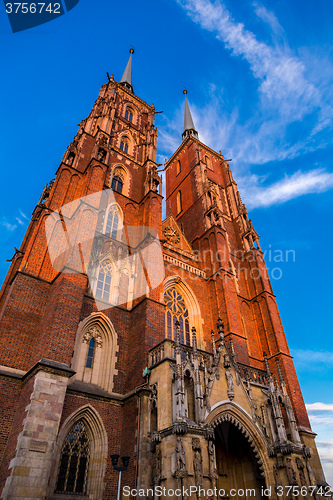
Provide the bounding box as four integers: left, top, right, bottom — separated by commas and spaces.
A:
215, 420, 265, 499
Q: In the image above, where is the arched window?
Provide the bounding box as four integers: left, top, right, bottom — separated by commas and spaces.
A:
55, 420, 90, 495
111, 175, 123, 193
176, 191, 182, 214
86, 338, 95, 368
125, 107, 133, 122
105, 205, 120, 239
176, 160, 181, 175
164, 288, 190, 345
120, 136, 129, 154
95, 260, 112, 302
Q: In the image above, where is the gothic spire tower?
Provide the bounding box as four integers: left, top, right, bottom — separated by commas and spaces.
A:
0, 60, 327, 499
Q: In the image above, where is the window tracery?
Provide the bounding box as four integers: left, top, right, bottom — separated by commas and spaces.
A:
55, 420, 90, 496
164, 288, 190, 345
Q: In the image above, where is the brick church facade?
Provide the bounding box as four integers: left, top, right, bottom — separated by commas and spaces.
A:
0, 51, 326, 499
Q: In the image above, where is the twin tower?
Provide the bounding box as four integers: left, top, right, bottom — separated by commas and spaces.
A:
0, 51, 326, 499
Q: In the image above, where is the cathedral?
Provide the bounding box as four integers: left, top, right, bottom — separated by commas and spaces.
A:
0, 50, 327, 500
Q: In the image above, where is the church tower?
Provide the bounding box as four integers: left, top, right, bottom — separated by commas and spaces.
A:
0, 54, 327, 499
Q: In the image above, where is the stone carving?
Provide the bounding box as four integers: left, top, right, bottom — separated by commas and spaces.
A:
208, 440, 217, 475
273, 464, 279, 486
285, 457, 298, 486
296, 458, 307, 487
164, 226, 180, 245
153, 444, 161, 483
223, 353, 231, 368
150, 383, 158, 404
39, 179, 55, 205
175, 437, 186, 471
208, 440, 218, 492
306, 460, 317, 487
193, 450, 203, 488
225, 369, 234, 400
83, 326, 103, 347
97, 148, 106, 162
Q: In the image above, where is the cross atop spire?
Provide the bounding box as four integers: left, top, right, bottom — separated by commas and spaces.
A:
120, 48, 134, 93
182, 90, 198, 140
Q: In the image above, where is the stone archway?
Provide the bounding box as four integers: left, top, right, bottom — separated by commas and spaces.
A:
212, 414, 266, 499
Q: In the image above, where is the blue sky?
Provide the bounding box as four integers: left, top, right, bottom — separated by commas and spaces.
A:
1, 0, 333, 483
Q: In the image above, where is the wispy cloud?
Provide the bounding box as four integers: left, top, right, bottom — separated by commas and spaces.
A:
176, 0, 324, 119
306, 402, 333, 484
1, 220, 17, 231
158, 0, 333, 209
240, 168, 333, 209
253, 2, 285, 42
292, 349, 333, 372
19, 211, 29, 220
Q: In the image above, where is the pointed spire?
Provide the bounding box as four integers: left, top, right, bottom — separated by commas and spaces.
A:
275, 357, 286, 386
263, 352, 272, 379
182, 90, 198, 140
120, 48, 134, 93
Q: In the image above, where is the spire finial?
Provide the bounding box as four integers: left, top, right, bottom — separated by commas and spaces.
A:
182, 90, 198, 140
120, 48, 134, 93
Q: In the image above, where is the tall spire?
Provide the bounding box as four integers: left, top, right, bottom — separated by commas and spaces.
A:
182, 90, 198, 140
120, 48, 134, 93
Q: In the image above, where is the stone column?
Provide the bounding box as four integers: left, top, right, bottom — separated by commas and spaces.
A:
2, 359, 74, 500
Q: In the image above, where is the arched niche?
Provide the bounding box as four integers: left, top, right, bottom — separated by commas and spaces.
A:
71, 312, 119, 393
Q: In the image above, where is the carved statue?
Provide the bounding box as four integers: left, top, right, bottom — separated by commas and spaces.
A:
193, 450, 203, 487
306, 460, 317, 486
225, 369, 234, 400
285, 458, 298, 486
208, 440, 216, 474
175, 437, 186, 471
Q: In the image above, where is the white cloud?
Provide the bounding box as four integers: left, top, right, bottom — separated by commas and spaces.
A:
240, 168, 333, 209
176, 0, 322, 120
157, 0, 333, 209
1, 220, 17, 231
291, 349, 333, 373
19, 210, 29, 220
307, 403, 333, 412
253, 2, 285, 41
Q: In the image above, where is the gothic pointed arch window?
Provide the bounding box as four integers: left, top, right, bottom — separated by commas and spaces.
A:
164, 288, 190, 345
120, 136, 129, 154
55, 419, 90, 495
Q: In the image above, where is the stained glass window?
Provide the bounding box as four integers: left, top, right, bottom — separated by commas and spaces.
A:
55, 420, 90, 495
164, 288, 190, 345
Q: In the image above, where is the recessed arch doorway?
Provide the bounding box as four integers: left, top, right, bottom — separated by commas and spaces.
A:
214, 419, 266, 499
